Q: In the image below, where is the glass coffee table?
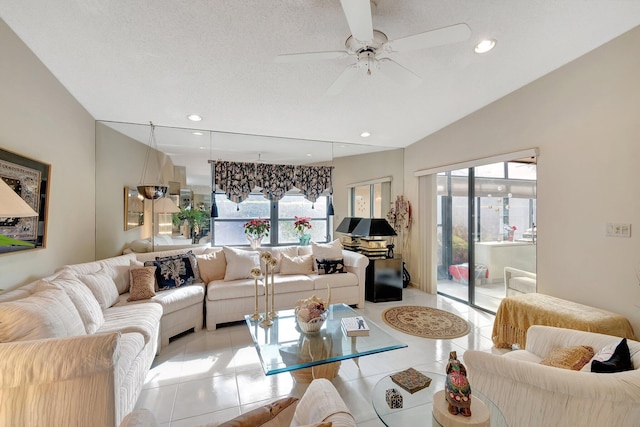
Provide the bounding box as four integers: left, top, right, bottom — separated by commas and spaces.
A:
373, 371, 507, 426
245, 303, 407, 382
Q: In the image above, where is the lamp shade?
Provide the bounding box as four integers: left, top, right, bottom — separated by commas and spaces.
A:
0, 179, 38, 217
154, 197, 180, 213
336, 217, 362, 234
351, 218, 397, 237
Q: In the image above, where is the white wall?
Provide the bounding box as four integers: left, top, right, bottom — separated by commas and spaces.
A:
333, 148, 404, 241
0, 19, 96, 289
404, 25, 640, 335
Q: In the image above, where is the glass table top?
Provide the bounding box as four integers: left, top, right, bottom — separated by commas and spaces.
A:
373, 371, 507, 426
245, 303, 407, 376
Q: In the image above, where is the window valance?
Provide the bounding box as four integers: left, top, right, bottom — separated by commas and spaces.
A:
214, 161, 333, 204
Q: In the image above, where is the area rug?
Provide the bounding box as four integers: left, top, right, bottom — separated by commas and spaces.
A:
382, 306, 470, 339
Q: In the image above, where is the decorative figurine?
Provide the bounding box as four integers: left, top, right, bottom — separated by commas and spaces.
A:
445, 351, 472, 417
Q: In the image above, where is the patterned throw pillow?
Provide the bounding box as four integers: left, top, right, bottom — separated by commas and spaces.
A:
540, 345, 595, 370
316, 258, 345, 275
128, 266, 157, 301
145, 251, 199, 290
591, 338, 633, 373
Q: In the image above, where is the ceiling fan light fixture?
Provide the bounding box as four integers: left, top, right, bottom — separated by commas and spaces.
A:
187, 114, 202, 122
474, 39, 496, 54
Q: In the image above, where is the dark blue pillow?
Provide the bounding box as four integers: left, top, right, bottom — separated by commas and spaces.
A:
591, 338, 633, 373
144, 251, 200, 290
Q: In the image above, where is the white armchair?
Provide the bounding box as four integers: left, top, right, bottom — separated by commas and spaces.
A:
464, 326, 640, 427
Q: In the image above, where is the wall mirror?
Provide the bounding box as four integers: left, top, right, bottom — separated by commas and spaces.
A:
124, 186, 144, 230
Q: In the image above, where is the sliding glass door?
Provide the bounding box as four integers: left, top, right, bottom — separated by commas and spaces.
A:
436, 158, 537, 312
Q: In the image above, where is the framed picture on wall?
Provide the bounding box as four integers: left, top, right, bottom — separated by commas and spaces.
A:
0, 147, 50, 254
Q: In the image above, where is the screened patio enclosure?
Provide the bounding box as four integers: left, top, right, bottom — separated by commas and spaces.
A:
436, 159, 537, 313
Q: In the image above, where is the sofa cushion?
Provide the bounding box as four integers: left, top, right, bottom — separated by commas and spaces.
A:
273, 274, 314, 294
540, 345, 595, 370
148, 283, 204, 314
47, 272, 105, 334
280, 254, 314, 275
145, 251, 200, 290
266, 246, 300, 273
223, 246, 260, 281
127, 266, 157, 302
316, 258, 345, 275
97, 304, 162, 344
77, 269, 121, 310
196, 250, 226, 282
58, 254, 136, 294
310, 272, 357, 290
207, 279, 263, 301
0, 283, 86, 341
509, 276, 536, 294
311, 239, 343, 270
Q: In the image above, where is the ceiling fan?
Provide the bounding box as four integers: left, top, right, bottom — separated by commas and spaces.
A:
275, 0, 471, 95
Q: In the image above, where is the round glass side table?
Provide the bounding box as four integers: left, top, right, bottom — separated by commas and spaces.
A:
372, 371, 508, 426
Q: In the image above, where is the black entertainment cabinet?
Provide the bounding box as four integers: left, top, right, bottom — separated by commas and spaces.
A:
365, 257, 403, 302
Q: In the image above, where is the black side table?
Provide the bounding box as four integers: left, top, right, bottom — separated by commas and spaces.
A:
365, 257, 403, 302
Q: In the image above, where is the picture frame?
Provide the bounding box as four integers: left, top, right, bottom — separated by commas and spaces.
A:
0, 147, 50, 254
124, 186, 144, 231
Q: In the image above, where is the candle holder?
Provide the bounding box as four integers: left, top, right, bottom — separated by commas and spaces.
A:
268, 258, 278, 318
260, 252, 273, 327
249, 267, 262, 322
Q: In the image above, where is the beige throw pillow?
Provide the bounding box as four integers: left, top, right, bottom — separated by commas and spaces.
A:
540, 345, 595, 370
196, 250, 227, 282
128, 266, 157, 301
280, 254, 314, 275
223, 246, 260, 281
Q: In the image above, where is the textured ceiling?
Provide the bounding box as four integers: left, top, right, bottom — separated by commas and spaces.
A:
2, 1, 640, 185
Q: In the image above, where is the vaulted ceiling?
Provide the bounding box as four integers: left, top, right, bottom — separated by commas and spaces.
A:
2, 1, 639, 185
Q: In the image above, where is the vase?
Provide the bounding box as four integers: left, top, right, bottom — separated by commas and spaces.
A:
298, 234, 311, 246
247, 234, 263, 249
507, 230, 515, 242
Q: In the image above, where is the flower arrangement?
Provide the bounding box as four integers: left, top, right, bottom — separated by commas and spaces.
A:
293, 216, 312, 237
244, 218, 270, 238
504, 225, 517, 232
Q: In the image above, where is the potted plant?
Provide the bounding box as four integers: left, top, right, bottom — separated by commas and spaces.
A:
294, 216, 312, 245
244, 218, 270, 249
173, 206, 209, 243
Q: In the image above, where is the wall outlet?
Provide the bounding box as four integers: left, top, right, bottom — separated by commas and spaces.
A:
606, 223, 631, 238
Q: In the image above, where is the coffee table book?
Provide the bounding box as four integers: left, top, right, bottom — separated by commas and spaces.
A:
341, 316, 370, 337
390, 368, 432, 394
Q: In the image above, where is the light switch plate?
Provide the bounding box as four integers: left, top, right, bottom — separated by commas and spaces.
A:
606, 223, 631, 238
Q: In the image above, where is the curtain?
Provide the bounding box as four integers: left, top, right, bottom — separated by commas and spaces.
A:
256, 163, 296, 201
214, 161, 333, 205
294, 165, 333, 203
214, 160, 257, 204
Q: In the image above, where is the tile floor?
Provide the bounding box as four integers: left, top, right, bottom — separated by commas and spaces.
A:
134, 287, 500, 426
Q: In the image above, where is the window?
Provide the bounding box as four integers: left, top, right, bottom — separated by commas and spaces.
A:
212, 192, 330, 246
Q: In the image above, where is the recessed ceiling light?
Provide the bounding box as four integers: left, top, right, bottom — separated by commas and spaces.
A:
360, 132, 371, 138
199, 147, 206, 150
474, 39, 496, 54
306, 153, 312, 157
187, 114, 202, 122
192, 131, 203, 136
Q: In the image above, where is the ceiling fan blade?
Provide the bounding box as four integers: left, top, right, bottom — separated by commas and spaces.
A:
274, 50, 349, 63
327, 64, 360, 96
378, 58, 422, 88
340, 0, 374, 43
386, 23, 471, 52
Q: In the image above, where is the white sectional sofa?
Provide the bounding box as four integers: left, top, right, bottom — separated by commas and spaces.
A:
0, 241, 367, 426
